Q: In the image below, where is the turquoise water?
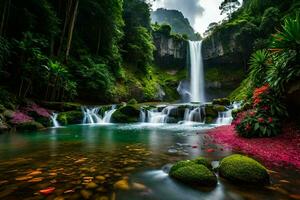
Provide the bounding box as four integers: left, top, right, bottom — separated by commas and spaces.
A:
0, 123, 299, 199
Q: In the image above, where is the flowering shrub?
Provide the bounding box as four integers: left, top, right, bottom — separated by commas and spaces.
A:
25, 103, 50, 118
233, 84, 286, 138
11, 111, 33, 124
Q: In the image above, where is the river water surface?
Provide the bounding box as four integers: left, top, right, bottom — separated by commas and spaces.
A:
0, 123, 299, 200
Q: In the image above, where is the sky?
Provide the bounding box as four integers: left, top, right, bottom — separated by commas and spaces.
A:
150, 0, 227, 34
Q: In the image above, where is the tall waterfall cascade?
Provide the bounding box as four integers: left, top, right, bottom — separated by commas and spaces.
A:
50, 113, 60, 128
189, 41, 206, 103
82, 105, 116, 124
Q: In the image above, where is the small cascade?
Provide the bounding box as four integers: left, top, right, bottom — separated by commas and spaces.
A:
216, 102, 241, 125
183, 107, 205, 123
146, 106, 177, 124
216, 110, 233, 125
102, 105, 117, 123
50, 113, 60, 127
82, 107, 102, 124
139, 109, 146, 123
82, 105, 117, 124
147, 108, 167, 123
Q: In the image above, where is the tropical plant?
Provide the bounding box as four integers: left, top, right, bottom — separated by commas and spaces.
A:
271, 13, 300, 52
248, 50, 270, 88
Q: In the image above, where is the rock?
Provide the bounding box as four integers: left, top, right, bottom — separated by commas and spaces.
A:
15, 121, 44, 131
193, 157, 212, 169
213, 105, 226, 112
114, 179, 130, 190
170, 164, 217, 187
28, 170, 42, 176
111, 105, 140, 123
15, 176, 33, 181
86, 182, 98, 189
128, 99, 138, 105
95, 176, 106, 181
218, 154, 270, 185
132, 182, 147, 191
39, 187, 55, 195
169, 157, 211, 174
57, 111, 83, 126
28, 177, 43, 183
80, 189, 92, 199
75, 158, 88, 164
212, 98, 231, 106
204, 104, 218, 118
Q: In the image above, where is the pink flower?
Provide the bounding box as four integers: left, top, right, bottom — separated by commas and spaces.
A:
11, 111, 33, 124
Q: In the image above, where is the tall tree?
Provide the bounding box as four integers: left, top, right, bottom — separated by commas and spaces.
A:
219, 0, 241, 19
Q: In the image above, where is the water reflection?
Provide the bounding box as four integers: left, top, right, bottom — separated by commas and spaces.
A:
0, 124, 299, 200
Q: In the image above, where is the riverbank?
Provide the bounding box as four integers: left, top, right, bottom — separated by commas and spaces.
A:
208, 124, 300, 169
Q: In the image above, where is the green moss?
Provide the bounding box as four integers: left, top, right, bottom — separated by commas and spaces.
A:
205, 104, 218, 118
16, 121, 44, 131
57, 111, 83, 126
170, 165, 217, 187
212, 98, 231, 106
128, 98, 138, 105
111, 105, 140, 123
213, 105, 226, 112
193, 157, 212, 169
169, 160, 195, 175
219, 154, 269, 185
170, 157, 212, 175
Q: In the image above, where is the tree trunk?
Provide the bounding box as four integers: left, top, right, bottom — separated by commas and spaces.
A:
65, 0, 79, 62
0, 0, 8, 36
96, 27, 101, 55
57, 0, 73, 56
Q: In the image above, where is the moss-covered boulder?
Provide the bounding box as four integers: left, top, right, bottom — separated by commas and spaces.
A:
169, 157, 216, 187
40, 102, 82, 112
170, 164, 216, 187
219, 154, 269, 185
205, 104, 218, 118
15, 121, 44, 131
128, 98, 138, 105
212, 98, 230, 106
57, 111, 83, 125
213, 105, 226, 112
193, 157, 212, 169
111, 105, 140, 123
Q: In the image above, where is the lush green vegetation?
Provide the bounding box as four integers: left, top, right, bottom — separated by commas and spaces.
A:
0, 0, 187, 105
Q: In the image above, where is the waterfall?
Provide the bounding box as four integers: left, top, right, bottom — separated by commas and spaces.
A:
50, 113, 60, 127
216, 102, 242, 125
82, 105, 116, 124
139, 109, 146, 123
146, 106, 177, 124
189, 41, 205, 103
216, 110, 233, 125
102, 105, 117, 123
82, 107, 102, 124
183, 107, 205, 123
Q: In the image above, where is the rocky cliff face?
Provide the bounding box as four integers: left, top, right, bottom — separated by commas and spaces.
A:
201, 22, 254, 100
153, 32, 188, 69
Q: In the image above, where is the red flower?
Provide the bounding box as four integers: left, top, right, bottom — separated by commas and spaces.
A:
258, 118, 264, 123
262, 106, 269, 111
268, 117, 273, 123
245, 123, 251, 131
249, 111, 256, 117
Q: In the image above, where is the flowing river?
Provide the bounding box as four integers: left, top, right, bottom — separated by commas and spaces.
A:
0, 123, 299, 200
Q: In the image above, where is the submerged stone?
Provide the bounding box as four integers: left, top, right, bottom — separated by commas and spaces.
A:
114, 179, 130, 190
219, 154, 270, 185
